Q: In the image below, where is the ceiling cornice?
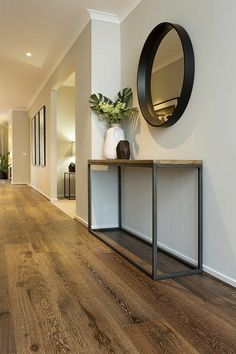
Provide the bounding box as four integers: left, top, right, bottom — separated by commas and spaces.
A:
87, 9, 120, 24
87, 0, 141, 24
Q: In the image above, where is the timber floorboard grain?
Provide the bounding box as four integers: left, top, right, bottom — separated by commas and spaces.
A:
0, 182, 236, 353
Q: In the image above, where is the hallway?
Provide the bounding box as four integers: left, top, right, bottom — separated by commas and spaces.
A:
0, 183, 236, 353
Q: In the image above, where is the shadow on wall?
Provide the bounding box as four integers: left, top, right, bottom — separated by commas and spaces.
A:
124, 97, 199, 155
146, 98, 199, 149
123, 112, 141, 158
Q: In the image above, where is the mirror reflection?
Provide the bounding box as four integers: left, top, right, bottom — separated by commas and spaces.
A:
151, 29, 184, 124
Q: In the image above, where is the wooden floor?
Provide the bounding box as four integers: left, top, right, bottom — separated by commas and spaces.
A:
0, 182, 236, 354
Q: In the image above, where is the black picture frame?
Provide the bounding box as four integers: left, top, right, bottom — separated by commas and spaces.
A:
31, 117, 36, 165
35, 113, 40, 166
31, 106, 46, 166
39, 106, 46, 166
137, 22, 195, 127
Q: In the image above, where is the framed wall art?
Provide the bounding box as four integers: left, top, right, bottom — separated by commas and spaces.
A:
31, 116, 36, 165
31, 106, 46, 167
35, 113, 40, 165
39, 106, 46, 166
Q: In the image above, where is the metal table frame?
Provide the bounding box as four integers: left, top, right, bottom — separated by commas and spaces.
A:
64, 172, 76, 200
88, 159, 203, 280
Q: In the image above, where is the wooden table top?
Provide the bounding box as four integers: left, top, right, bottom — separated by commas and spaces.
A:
88, 159, 203, 167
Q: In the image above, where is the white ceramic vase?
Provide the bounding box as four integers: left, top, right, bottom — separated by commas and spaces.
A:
104, 124, 125, 159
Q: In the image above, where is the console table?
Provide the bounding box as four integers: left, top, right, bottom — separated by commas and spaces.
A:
64, 172, 75, 200
88, 159, 203, 280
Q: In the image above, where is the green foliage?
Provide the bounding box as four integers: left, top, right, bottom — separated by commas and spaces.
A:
0, 152, 10, 173
89, 87, 138, 125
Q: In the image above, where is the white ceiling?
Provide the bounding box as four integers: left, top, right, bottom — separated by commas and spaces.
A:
0, 0, 140, 120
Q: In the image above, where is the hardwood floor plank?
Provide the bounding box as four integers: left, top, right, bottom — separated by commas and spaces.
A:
5, 243, 46, 354
5, 243, 77, 354
41, 251, 140, 353
46, 251, 125, 352
125, 319, 199, 354
0, 182, 236, 353
0, 245, 17, 354
98, 252, 236, 354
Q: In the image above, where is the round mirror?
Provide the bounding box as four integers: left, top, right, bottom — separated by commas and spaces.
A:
137, 22, 194, 127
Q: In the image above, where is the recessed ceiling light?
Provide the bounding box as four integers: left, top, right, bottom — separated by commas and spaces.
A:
26, 52, 32, 57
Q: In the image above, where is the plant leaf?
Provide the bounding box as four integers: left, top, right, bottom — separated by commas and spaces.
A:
117, 87, 132, 106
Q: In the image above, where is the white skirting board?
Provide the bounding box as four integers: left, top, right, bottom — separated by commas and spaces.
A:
202, 265, 236, 288
90, 223, 118, 229
74, 215, 88, 227
50, 197, 58, 202
28, 184, 50, 200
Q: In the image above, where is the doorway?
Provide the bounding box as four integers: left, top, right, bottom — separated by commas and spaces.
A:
53, 72, 76, 218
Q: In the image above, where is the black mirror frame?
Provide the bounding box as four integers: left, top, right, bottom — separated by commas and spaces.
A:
137, 22, 195, 127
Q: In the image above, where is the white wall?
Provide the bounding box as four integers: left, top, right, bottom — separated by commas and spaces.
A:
56, 86, 75, 197
29, 23, 91, 207
75, 24, 91, 224
91, 19, 121, 159
11, 110, 30, 184
28, 17, 121, 225
120, 0, 236, 286
85, 18, 121, 227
